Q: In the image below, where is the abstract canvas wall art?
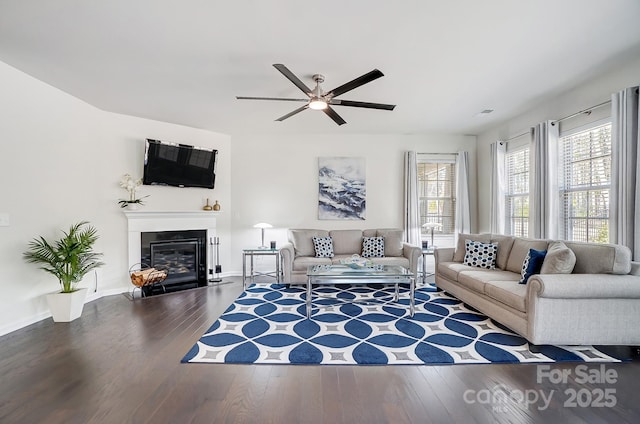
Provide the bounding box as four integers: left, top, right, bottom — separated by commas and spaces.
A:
318, 157, 366, 220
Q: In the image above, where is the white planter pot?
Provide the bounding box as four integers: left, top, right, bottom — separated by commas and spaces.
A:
45, 288, 88, 322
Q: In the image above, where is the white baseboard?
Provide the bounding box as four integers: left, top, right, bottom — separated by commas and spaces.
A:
0, 287, 129, 338
0, 311, 52, 338
85, 287, 129, 303
0, 275, 244, 338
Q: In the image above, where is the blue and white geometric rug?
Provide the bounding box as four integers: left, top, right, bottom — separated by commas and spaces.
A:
182, 283, 620, 365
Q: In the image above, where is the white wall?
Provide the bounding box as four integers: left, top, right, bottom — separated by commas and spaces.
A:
0, 58, 477, 335
475, 55, 640, 233
0, 61, 231, 335
229, 133, 477, 273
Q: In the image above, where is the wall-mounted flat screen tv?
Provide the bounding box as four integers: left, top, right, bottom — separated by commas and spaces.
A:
143, 139, 217, 189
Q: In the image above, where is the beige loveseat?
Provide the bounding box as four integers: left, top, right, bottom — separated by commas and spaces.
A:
435, 234, 640, 346
280, 228, 421, 284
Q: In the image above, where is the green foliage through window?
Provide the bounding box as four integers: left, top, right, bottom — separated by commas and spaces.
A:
560, 123, 611, 243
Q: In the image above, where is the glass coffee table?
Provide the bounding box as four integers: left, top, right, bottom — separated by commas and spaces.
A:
306, 264, 415, 319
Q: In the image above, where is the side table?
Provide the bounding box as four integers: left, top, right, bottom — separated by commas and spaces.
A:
421, 247, 435, 284
242, 248, 281, 289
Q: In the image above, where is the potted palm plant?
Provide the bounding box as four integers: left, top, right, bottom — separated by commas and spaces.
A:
23, 221, 104, 322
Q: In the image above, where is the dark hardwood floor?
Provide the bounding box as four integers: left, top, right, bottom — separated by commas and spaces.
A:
1, 277, 639, 424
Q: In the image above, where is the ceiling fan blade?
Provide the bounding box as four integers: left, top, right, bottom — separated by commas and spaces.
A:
326, 69, 384, 98
323, 106, 347, 126
331, 99, 396, 110
236, 96, 308, 102
275, 105, 309, 122
273, 64, 312, 97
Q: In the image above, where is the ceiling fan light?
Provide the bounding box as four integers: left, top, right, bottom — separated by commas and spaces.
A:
309, 98, 328, 110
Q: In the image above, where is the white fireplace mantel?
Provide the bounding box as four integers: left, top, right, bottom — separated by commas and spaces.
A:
124, 210, 219, 271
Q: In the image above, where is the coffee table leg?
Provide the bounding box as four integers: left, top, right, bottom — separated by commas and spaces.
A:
306, 277, 312, 319
410, 276, 415, 317
394, 282, 399, 301
250, 254, 254, 286
242, 252, 247, 290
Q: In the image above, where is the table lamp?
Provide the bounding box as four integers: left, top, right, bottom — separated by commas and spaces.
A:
422, 222, 442, 248
253, 222, 272, 248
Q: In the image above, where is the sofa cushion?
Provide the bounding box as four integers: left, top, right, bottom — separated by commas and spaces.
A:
437, 262, 476, 282
541, 241, 576, 274
506, 238, 549, 273
329, 229, 363, 255
289, 229, 329, 257
376, 229, 404, 257
454, 274, 487, 294
312, 236, 334, 258
519, 248, 547, 284
458, 269, 521, 284
484, 281, 528, 313
293, 256, 332, 271
454, 233, 491, 262
362, 236, 385, 258
457, 269, 521, 297
491, 235, 515, 270
463, 240, 498, 269
563, 241, 632, 275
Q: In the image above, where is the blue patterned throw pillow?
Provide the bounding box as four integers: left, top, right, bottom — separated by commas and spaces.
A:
463, 240, 497, 269
519, 248, 547, 284
362, 236, 385, 258
312, 236, 334, 258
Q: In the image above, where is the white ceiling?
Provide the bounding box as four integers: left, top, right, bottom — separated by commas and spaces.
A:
1, 0, 640, 135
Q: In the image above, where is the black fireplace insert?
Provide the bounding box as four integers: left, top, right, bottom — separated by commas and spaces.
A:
140, 229, 207, 295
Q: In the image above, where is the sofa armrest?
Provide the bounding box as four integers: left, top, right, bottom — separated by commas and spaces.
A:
527, 273, 640, 299
434, 247, 455, 264
402, 243, 422, 277
280, 243, 295, 283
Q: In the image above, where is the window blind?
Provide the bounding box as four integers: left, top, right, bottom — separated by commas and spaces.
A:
505, 147, 529, 237
417, 162, 456, 235
560, 123, 612, 242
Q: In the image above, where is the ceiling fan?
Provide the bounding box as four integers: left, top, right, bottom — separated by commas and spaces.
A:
236, 64, 395, 126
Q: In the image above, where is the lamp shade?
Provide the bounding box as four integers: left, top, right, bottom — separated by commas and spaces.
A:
422, 222, 442, 229
421, 222, 442, 248
253, 223, 272, 248
253, 222, 273, 229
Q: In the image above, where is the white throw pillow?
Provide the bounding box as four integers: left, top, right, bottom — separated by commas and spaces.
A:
362, 236, 385, 258
540, 241, 576, 274
312, 236, 334, 258
463, 240, 498, 269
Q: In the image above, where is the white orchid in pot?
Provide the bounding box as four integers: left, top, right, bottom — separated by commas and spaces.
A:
118, 173, 148, 209
23, 221, 105, 322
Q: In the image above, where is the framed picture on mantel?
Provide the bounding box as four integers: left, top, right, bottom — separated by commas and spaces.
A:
318, 157, 366, 220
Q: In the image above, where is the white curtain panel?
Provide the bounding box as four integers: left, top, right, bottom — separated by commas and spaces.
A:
455, 151, 471, 241
530, 121, 559, 239
610, 86, 640, 261
489, 141, 506, 235
403, 151, 421, 245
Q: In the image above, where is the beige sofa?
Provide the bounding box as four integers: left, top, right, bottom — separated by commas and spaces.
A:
280, 228, 421, 284
435, 234, 640, 346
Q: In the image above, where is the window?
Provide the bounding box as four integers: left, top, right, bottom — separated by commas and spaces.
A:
559, 122, 611, 243
505, 147, 530, 237
417, 159, 456, 246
